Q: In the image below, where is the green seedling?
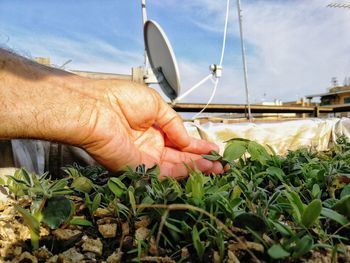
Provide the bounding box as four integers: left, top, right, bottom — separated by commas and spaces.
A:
333, 195, 350, 219
223, 139, 248, 162
1, 169, 74, 249
268, 244, 290, 259
301, 199, 322, 228
64, 167, 94, 193
4, 137, 350, 261
108, 177, 127, 198
84, 192, 102, 217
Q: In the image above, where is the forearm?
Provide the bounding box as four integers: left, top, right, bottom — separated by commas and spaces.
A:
0, 49, 95, 144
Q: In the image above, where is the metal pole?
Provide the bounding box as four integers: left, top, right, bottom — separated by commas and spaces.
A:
141, 0, 149, 68
236, 0, 252, 120
327, 2, 350, 8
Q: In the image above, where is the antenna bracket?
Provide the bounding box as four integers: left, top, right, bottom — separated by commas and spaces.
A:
209, 64, 222, 78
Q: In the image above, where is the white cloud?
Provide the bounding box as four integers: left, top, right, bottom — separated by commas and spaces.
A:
242, 0, 350, 101
153, 0, 350, 103
3, 1, 350, 105
1, 25, 143, 74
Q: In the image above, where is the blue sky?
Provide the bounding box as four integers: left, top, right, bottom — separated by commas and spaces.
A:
1, 0, 350, 104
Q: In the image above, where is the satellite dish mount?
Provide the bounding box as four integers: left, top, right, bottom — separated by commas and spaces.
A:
141, 0, 224, 105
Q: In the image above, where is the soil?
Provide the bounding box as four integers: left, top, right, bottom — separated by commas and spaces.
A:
0, 197, 335, 263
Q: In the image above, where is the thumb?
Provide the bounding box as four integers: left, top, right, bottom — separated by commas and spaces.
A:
156, 98, 191, 149
156, 97, 219, 154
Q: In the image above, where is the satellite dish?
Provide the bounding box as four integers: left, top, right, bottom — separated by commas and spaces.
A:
141, 0, 231, 119
144, 20, 181, 100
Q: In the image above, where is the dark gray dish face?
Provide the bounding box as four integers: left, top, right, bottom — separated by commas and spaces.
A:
144, 20, 181, 100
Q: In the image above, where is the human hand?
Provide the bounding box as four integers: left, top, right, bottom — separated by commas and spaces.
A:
0, 48, 222, 179
71, 79, 224, 179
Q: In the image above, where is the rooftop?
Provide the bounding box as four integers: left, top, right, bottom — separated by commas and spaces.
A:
306, 85, 350, 99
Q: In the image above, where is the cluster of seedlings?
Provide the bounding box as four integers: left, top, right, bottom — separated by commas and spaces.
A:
2, 137, 350, 262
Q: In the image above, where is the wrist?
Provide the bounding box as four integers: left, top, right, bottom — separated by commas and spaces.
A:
0, 68, 95, 145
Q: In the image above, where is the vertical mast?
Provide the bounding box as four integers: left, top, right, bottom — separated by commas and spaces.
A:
237, 0, 252, 120
141, 0, 148, 68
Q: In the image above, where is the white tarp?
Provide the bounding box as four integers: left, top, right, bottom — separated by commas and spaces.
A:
11, 140, 50, 175
7, 118, 350, 175
185, 118, 350, 155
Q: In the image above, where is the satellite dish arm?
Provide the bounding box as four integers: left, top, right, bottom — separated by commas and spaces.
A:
173, 63, 222, 103
174, 73, 213, 103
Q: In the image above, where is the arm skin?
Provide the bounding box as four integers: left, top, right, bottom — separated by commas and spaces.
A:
0, 49, 223, 179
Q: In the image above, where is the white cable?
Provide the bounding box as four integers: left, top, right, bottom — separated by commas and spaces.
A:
192, 0, 230, 119
174, 73, 212, 103
193, 77, 219, 119
219, 0, 230, 66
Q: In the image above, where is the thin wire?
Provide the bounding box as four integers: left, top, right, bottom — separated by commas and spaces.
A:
175, 74, 212, 102
219, 0, 230, 66
192, 78, 219, 119
192, 0, 230, 119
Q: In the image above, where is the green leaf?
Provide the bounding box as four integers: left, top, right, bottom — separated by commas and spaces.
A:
312, 184, 321, 199
14, 204, 40, 236
266, 167, 285, 182
14, 204, 41, 250
289, 191, 305, 214
69, 217, 93, 226
108, 177, 127, 197
92, 193, 102, 215
284, 190, 304, 222
247, 141, 271, 165
323, 198, 337, 208
7, 175, 28, 196
302, 199, 322, 228
340, 184, 350, 199
49, 178, 69, 191
85, 192, 91, 206
41, 196, 74, 229
63, 167, 82, 178
223, 140, 247, 161
165, 221, 183, 234
71, 177, 93, 193
186, 172, 205, 205
267, 191, 281, 206
202, 150, 222, 161
19, 169, 33, 187
224, 138, 251, 143
30, 198, 45, 221
321, 207, 350, 226
51, 189, 74, 196
270, 220, 293, 236
293, 235, 313, 258
141, 196, 154, 205
333, 195, 350, 219
128, 188, 136, 214
146, 165, 160, 177
268, 244, 290, 259
192, 226, 205, 260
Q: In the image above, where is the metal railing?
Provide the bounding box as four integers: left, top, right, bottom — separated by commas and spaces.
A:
170, 103, 334, 118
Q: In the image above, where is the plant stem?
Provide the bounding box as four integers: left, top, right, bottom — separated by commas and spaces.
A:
31, 229, 40, 250
136, 203, 261, 263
